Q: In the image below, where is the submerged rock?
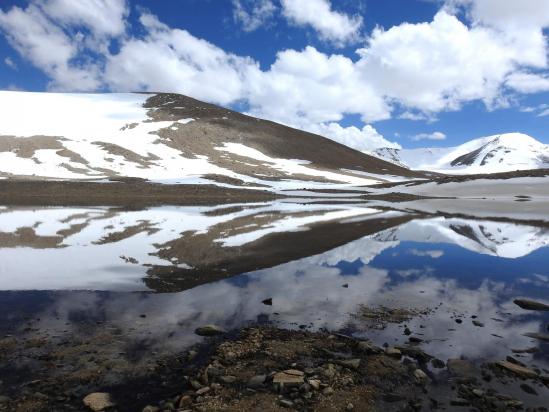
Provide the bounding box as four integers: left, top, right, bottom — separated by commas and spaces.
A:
195, 325, 226, 336
495, 361, 538, 379
513, 299, 549, 311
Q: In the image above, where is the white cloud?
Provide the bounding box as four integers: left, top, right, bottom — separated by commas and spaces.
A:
538, 108, 549, 117
506, 72, 549, 93
305, 123, 401, 153
38, 0, 128, 38
0, 0, 548, 152
412, 131, 447, 141
104, 13, 259, 106
4, 56, 16, 69
280, 0, 362, 45
232, 0, 276, 32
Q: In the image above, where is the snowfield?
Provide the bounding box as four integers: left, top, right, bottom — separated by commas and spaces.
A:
0, 91, 388, 189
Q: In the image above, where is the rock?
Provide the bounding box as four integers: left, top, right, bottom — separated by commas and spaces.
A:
342, 283, 349, 288
511, 347, 538, 354
247, 375, 266, 388
262, 298, 273, 306
455, 319, 463, 324
142, 406, 159, 412
346, 403, 354, 410
408, 336, 423, 343
83, 393, 115, 411
523, 332, 549, 342
357, 341, 382, 354
322, 387, 334, 396
178, 395, 192, 408
520, 383, 538, 395
308, 379, 321, 391
189, 379, 202, 390
385, 347, 401, 358
506, 356, 526, 367
404, 327, 412, 336
196, 387, 210, 396
431, 358, 445, 369
339, 359, 361, 370
396, 346, 432, 363
273, 369, 304, 386
514, 299, 549, 311
195, 325, 225, 336
495, 361, 538, 378
472, 320, 484, 327
450, 398, 470, 406
414, 369, 428, 383
279, 399, 294, 408
218, 375, 237, 384
321, 364, 337, 379
447, 359, 476, 377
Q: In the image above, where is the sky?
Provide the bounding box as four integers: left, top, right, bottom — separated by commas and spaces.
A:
0, 0, 547, 151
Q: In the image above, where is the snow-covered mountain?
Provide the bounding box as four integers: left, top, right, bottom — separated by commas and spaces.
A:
0, 91, 421, 189
372, 133, 549, 174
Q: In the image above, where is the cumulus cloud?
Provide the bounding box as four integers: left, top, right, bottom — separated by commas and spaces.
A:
0, 0, 548, 151
280, 0, 362, 45
506, 72, 549, 93
232, 0, 276, 32
412, 131, 447, 141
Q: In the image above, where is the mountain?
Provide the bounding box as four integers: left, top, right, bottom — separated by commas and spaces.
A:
372, 133, 549, 174
0, 91, 423, 191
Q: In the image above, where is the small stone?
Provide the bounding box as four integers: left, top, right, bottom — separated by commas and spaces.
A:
322, 387, 334, 396
262, 298, 273, 306
308, 379, 321, 390
346, 403, 354, 410
211, 383, 222, 390
278, 399, 293, 408
520, 383, 538, 395
196, 387, 210, 396
385, 347, 402, 358
496, 360, 538, 378
472, 389, 484, 397
247, 375, 266, 388
455, 318, 463, 324
409, 336, 423, 343
218, 375, 237, 384
83, 393, 115, 411
189, 379, 202, 390
273, 369, 304, 386
178, 395, 192, 408
195, 325, 225, 336
299, 383, 311, 393
357, 341, 382, 354
414, 369, 428, 383
404, 327, 412, 336
339, 359, 361, 370
447, 359, 476, 377
514, 299, 549, 311
450, 398, 470, 406
472, 320, 484, 327
523, 332, 549, 342
431, 358, 445, 369
142, 406, 159, 412
342, 284, 349, 288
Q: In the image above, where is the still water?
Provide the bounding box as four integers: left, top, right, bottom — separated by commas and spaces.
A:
0, 201, 548, 407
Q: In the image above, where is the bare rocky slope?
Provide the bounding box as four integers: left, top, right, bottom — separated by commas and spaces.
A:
0, 91, 425, 192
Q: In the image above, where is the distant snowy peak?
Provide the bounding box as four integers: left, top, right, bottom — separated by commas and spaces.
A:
372, 133, 549, 174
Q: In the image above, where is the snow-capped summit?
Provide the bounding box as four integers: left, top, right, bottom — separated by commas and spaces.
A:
372, 133, 549, 174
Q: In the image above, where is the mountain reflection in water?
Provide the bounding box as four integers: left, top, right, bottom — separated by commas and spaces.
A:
0, 201, 548, 378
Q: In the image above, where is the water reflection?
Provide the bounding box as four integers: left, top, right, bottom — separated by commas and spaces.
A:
0, 202, 548, 394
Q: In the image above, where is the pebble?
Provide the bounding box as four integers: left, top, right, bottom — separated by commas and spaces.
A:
262, 298, 273, 306
513, 299, 549, 311
142, 406, 159, 412
308, 379, 321, 391
178, 395, 192, 408
385, 347, 402, 358
413, 369, 428, 383
83, 393, 115, 411
195, 387, 210, 396
339, 358, 361, 370
195, 325, 225, 336
279, 399, 294, 408
247, 375, 266, 388
219, 375, 237, 384
273, 369, 304, 385
495, 360, 538, 378
322, 387, 334, 396
472, 320, 484, 327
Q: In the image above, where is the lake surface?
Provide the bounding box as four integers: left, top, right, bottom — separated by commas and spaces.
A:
0, 201, 548, 408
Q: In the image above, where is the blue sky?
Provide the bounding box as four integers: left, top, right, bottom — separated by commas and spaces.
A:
0, 0, 547, 150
